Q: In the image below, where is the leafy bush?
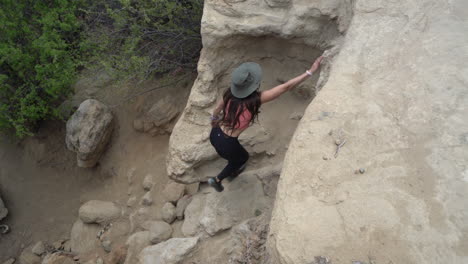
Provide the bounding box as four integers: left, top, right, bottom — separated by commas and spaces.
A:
82, 0, 203, 80
0, 0, 84, 138
0, 0, 203, 138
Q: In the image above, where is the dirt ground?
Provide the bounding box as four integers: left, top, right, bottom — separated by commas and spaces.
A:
0, 71, 195, 261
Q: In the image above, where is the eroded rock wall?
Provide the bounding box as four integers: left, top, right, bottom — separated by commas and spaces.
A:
167, 0, 353, 183
267, 0, 468, 263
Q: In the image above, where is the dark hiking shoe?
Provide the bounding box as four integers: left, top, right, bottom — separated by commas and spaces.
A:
208, 177, 224, 192
227, 163, 247, 182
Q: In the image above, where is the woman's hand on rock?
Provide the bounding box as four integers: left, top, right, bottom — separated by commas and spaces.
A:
309, 56, 324, 73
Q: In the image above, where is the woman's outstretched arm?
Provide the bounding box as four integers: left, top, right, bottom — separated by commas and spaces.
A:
261, 56, 323, 104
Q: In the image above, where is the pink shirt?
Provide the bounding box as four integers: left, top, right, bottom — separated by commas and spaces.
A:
224, 101, 252, 130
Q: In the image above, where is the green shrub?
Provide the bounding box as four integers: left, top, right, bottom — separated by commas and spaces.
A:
0, 0, 84, 138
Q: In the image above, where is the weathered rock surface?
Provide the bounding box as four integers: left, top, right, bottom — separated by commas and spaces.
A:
0, 194, 7, 221
175, 195, 192, 220
66, 99, 114, 168
70, 220, 100, 254
79, 200, 120, 224
124, 231, 151, 264
41, 254, 74, 264
167, 0, 468, 263
138, 237, 199, 264
148, 221, 172, 244
133, 97, 179, 136
182, 173, 269, 236
266, 1, 468, 264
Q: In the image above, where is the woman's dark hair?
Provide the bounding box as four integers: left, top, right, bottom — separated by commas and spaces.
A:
221, 88, 261, 130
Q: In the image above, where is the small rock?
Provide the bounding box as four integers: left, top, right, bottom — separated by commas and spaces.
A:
31, 241, 45, 256
127, 196, 137, 207
148, 221, 172, 244
96, 258, 104, 264
2, 258, 15, 264
142, 174, 154, 191
161, 203, 176, 224
359, 168, 366, 174
62, 240, 71, 252
127, 167, 136, 184
322, 156, 329, 160
266, 150, 276, 156
175, 195, 192, 220
139, 237, 199, 264
335, 139, 342, 145
102, 239, 112, 253
141, 192, 153, 206
79, 200, 121, 224
162, 182, 185, 203
73, 256, 80, 262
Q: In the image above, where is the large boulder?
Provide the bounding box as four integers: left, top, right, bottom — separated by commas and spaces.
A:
70, 220, 100, 254
79, 200, 121, 224
66, 99, 114, 168
138, 237, 199, 264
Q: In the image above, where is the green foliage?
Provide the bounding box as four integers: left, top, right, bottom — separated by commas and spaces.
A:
0, 0, 203, 138
0, 0, 84, 138
82, 0, 203, 80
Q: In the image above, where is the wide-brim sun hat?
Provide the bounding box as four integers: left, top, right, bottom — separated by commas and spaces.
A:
230, 62, 262, 98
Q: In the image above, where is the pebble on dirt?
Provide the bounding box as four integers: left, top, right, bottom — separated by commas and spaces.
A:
142, 174, 154, 191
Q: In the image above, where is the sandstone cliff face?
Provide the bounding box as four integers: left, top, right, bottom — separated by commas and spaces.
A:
167, 0, 353, 183
267, 0, 468, 263
168, 0, 468, 263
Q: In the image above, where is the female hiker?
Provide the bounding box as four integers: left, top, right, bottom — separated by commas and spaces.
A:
208, 56, 323, 192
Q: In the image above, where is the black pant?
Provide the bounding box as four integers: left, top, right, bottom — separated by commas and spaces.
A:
210, 126, 249, 182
